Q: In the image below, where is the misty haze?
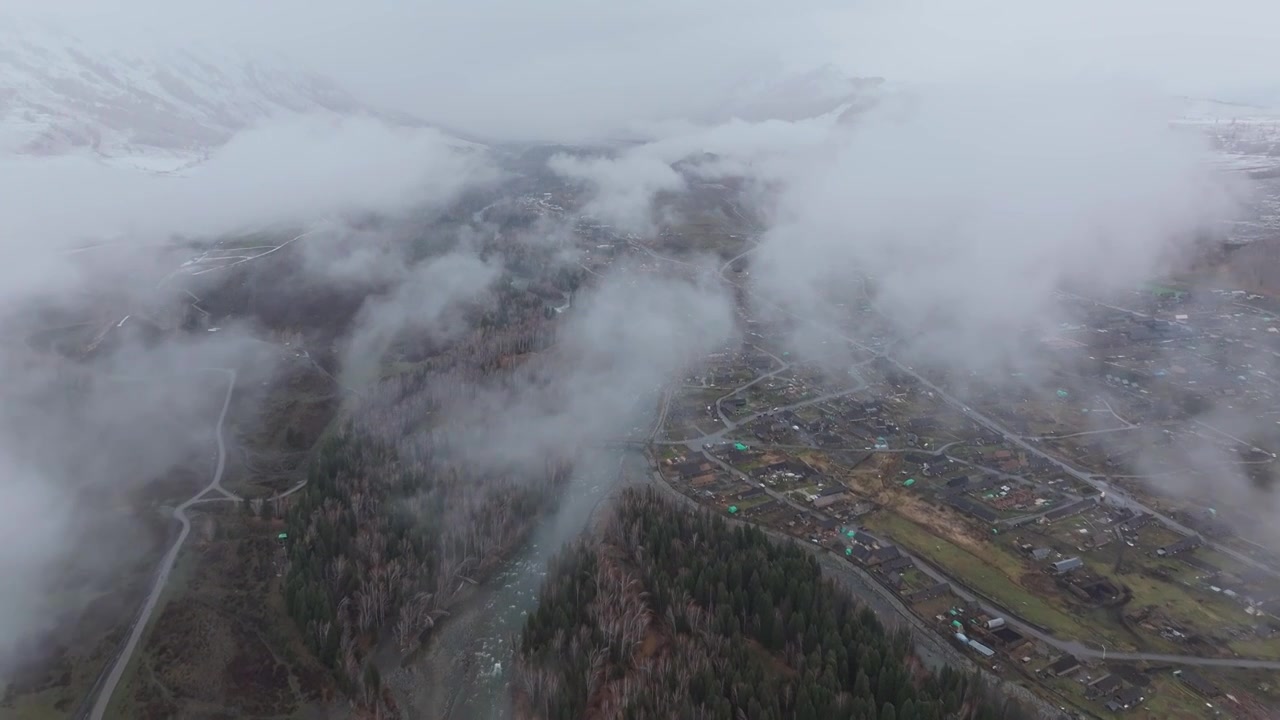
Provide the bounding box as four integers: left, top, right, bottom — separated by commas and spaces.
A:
3, 2, 1280, 720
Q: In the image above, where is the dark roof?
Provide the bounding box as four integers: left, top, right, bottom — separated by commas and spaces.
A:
1006, 515, 1040, 528
1116, 512, 1155, 533
1114, 686, 1145, 705
1179, 671, 1220, 697
1048, 655, 1080, 675
852, 531, 883, 548
868, 545, 902, 565
905, 582, 950, 603
1158, 535, 1203, 555
1030, 547, 1052, 561
674, 461, 710, 477
847, 544, 873, 563
817, 485, 848, 497
946, 496, 999, 522
1111, 666, 1152, 689
946, 475, 971, 488
992, 627, 1023, 644
880, 556, 915, 573
1090, 675, 1123, 694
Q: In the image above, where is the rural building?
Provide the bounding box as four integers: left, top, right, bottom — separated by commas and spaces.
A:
879, 556, 914, 573
1156, 535, 1203, 557
1177, 670, 1220, 698
905, 582, 950, 604
1086, 674, 1123, 698
1029, 547, 1052, 561
846, 544, 873, 564
1116, 512, 1156, 534
1105, 686, 1146, 712
1046, 655, 1081, 677
867, 545, 902, 567
990, 626, 1024, 647
1050, 556, 1084, 575
967, 639, 995, 658
946, 495, 999, 523
673, 460, 714, 478
812, 486, 849, 509
851, 530, 885, 549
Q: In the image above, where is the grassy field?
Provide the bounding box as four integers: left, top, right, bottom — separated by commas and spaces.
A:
1227, 637, 1280, 660
863, 511, 1120, 646
107, 512, 334, 719
1138, 676, 1218, 720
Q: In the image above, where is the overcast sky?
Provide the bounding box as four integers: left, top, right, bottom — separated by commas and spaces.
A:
8, 0, 1280, 140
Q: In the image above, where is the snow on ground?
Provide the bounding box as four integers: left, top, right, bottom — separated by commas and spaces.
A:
0, 17, 385, 172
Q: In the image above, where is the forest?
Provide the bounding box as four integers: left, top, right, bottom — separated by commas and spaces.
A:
281, 227, 585, 716
515, 487, 1035, 720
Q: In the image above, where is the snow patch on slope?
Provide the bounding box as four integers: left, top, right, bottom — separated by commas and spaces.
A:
0, 18, 414, 172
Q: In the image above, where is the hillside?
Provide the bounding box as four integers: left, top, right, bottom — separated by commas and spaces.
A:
515, 487, 1033, 720
0, 19, 412, 172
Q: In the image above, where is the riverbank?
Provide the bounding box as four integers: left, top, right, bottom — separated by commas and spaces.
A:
382, 449, 636, 720
385, 442, 1066, 720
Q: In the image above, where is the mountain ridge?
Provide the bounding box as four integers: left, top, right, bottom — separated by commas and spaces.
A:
0, 20, 426, 173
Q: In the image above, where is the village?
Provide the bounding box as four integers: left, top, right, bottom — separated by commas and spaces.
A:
512, 184, 1280, 718
641, 280, 1280, 719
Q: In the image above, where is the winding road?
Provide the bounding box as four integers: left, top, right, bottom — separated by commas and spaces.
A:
85, 369, 238, 720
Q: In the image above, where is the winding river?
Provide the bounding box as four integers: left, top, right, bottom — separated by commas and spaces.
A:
387, 448, 648, 720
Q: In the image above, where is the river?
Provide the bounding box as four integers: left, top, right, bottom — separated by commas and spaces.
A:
386, 447, 647, 720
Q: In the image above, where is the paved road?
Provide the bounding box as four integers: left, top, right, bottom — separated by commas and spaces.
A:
630, 241, 1280, 669
883, 529, 1280, 670
86, 369, 237, 720
896, 363, 1280, 581
713, 251, 1280, 581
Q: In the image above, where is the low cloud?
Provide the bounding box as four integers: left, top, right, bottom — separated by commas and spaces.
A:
749, 84, 1240, 367
447, 269, 736, 468
341, 250, 502, 386
550, 153, 686, 233
547, 113, 840, 234
0, 114, 494, 252
0, 328, 280, 664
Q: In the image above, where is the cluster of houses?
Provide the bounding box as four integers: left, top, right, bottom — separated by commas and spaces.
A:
1040, 656, 1151, 713
952, 611, 1028, 658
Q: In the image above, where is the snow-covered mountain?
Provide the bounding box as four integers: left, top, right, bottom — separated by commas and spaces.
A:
0, 20, 418, 173
716, 65, 884, 124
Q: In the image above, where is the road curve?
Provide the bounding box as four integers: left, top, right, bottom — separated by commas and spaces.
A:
87, 369, 236, 720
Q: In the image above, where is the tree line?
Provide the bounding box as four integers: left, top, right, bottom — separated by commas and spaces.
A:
282, 231, 584, 717
515, 487, 1036, 720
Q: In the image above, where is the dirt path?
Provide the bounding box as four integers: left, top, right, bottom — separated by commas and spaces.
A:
83, 369, 237, 720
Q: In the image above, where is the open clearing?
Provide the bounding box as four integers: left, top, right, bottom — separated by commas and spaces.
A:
863, 510, 1117, 646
